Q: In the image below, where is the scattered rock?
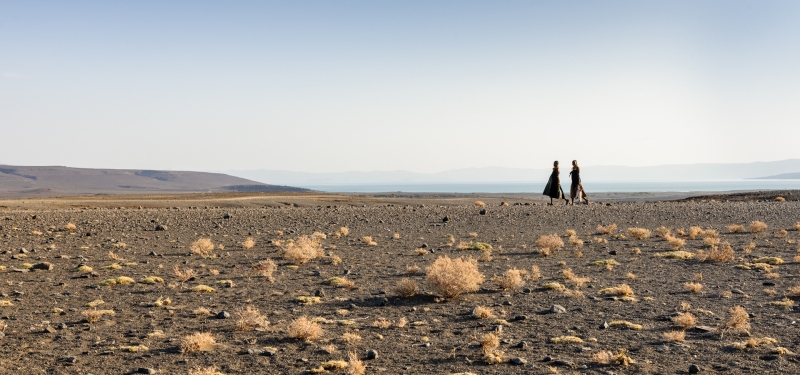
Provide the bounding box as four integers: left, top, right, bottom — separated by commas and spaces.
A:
512, 315, 528, 321
510, 357, 527, 365
600, 321, 609, 329
549, 305, 567, 314
731, 289, 745, 294
262, 349, 277, 356
247, 348, 264, 355
479, 209, 487, 215
137, 368, 157, 374
366, 349, 378, 360
154, 224, 167, 231
442, 216, 450, 223
689, 364, 701, 373
32, 262, 53, 271
516, 341, 528, 349
216, 311, 231, 319
223, 213, 232, 219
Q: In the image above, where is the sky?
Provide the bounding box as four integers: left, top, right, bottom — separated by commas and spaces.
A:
2, 1, 800, 173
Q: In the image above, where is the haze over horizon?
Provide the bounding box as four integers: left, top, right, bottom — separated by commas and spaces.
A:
3, 1, 799, 173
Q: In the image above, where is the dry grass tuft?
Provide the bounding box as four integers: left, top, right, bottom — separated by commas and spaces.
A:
181, 332, 217, 353
188, 366, 225, 375
64, 223, 77, 231
395, 278, 419, 298
608, 320, 643, 330
663, 330, 686, 342
529, 265, 541, 280
173, 266, 195, 282
234, 306, 268, 331
491, 268, 526, 290
688, 226, 703, 239
472, 306, 495, 319
550, 335, 583, 344
336, 226, 350, 237
684, 282, 703, 294
288, 316, 323, 341
425, 256, 484, 298
728, 224, 745, 233
794, 222, 800, 231
253, 259, 277, 281
672, 312, 697, 328
775, 196, 786, 201
655, 226, 671, 237
721, 306, 751, 335
535, 234, 565, 252
750, 221, 768, 233
729, 337, 777, 350
282, 236, 324, 264
753, 256, 784, 265
347, 351, 366, 375
597, 223, 618, 235
627, 228, 651, 240
479, 333, 500, 354
743, 242, 757, 253
565, 229, 577, 237
361, 236, 378, 246
776, 229, 788, 238
192, 285, 215, 293
655, 250, 693, 259
598, 284, 634, 297
590, 349, 635, 366
474, 201, 486, 207
568, 235, 584, 249
695, 242, 733, 263
82, 309, 115, 323
241, 237, 255, 249
190, 238, 215, 257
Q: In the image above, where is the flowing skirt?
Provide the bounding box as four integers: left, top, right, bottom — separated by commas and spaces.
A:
571, 184, 587, 201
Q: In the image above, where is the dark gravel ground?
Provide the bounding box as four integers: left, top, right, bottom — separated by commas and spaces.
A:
1, 193, 800, 375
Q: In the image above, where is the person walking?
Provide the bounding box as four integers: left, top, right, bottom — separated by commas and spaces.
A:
543, 161, 569, 205
569, 160, 589, 205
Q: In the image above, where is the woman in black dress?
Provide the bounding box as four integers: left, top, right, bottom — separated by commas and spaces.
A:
569, 160, 589, 205
543, 161, 569, 205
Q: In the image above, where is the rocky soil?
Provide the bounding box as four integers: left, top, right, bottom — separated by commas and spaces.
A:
1, 193, 799, 374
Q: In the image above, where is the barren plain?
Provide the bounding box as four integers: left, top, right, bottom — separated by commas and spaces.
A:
1, 191, 799, 374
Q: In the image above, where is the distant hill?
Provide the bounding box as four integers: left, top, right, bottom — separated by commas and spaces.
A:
226, 159, 800, 186
752, 172, 800, 179
0, 165, 308, 199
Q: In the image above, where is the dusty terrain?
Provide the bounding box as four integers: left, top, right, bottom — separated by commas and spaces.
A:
1, 192, 800, 374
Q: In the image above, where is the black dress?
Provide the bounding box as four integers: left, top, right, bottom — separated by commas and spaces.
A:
569, 168, 587, 200
543, 169, 565, 199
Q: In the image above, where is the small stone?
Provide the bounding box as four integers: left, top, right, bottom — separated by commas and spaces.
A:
44, 326, 57, 333
420, 243, 428, 248
442, 216, 450, 223
262, 349, 277, 357
61, 356, 76, 364
216, 311, 231, 319
731, 289, 745, 294
688, 364, 701, 373
19, 248, 28, 254
763, 282, 776, 286
137, 368, 157, 374
312, 270, 321, 276
759, 354, 779, 361
515, 341, 528, 349
608, 250, 617, 255
502, 300, 512, 306
549, 305, 567, 314
343, 269, 350, 275
315, 289, 325, 297
510, 357, 527, 365
223, 213, 232, 219
600, 321, 609, 329
512, 315, 527, 321
543, 356, 553, 362
479, 209, 487, 215
32, 262, 54, 271
522, 288, 532, 294
247, 348, 264, 355
148, 251, 159, 256
366, 349, 378, 360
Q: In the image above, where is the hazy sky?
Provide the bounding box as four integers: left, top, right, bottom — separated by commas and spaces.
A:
2, 1, 799, 173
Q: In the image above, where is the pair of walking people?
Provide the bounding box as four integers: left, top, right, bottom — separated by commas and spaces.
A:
543, 160, 588, 205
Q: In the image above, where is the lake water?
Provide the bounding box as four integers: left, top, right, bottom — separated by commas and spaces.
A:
304, 180, 800, 193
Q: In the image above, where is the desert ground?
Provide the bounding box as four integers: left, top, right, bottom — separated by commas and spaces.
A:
1, 191, 800, 375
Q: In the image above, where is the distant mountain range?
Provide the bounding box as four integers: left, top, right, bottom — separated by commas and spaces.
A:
0, 165, 307, 199
753, 172, 800, 179
225, 159, 800, 186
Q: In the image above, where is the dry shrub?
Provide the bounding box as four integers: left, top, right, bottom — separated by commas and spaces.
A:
288, 316, 323, 341
361, 236, 378, 246
425, 256, 484, 298
728, 224, 745, 233
569, 236, 584, 249
702, 229, 719, 239
64, 223, 77, 231
395, 278, 419, 298
241, 237, 255, 249
664, 234, 686, 250
371, 318, 392, 329
655, 226, 671, 237
404, 264, 421, 275
479, 333, 500, 355
82, 309, 115, 323
776, 229, 788, 238
530, 265, 541, 280
627, 228, 651, 240
253, 259, 277, 281
336, 226, 350, 237
173, 266, 195, 282
750, 221, 768, 233
590, 349, 635, 366
597, 224, 617, 235
108, 251, 125, 261
684, 282, 703, 294
188, 366, 225, 375
491, 268, 525, 290
326, 277, 356, 289
282, 236, 324, 264
695, 242, 733, 263
535, 234, 564, 252
551, 335, 583, 344
180, 332, 217, 353
721, 306, 751, 335
743, 242, 756, 253
472, 306, 495, 319
794, 222, 800, 231
663, 330, 686, 342
311, 231, 327, 240
474, 201, 486, 207
598, 284, 634, 297
192, 285, 215, 293
414, 248, 428, 256
190, 238, 215, 257
775, 196, 786, 201
702, 237, 721, 247
672, 312, 697, 328
688, 226, 703, 239
347, 351, 366, 375
341, 332, 361, 344
479, 249, 492, 262
234, 306, 268, 331
565, 229, 577, 237
787, 285, 800, 298
609, 320, 643, 330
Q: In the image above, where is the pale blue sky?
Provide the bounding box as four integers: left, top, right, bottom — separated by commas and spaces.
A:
2, 1, 799, 172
